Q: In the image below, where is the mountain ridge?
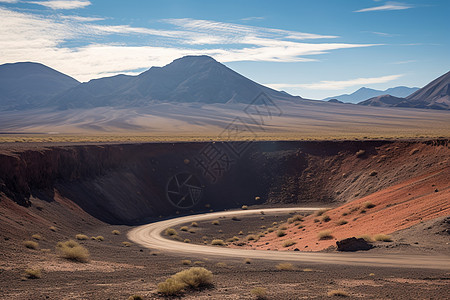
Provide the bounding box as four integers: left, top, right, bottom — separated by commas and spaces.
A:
323, 86, 419, 103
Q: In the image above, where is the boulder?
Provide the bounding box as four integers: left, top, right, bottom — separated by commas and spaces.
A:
336, 237, 373, 251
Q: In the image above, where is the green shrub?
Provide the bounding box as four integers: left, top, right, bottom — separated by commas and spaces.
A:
56, 240, 89, 262
111, 230, 120, 235
23, 240, 38, 250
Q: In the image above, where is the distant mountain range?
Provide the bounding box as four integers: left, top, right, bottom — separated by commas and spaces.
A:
0, 56, 448, 111
359, 71, 450, 110
0, 62, 79, 110
323, 86, 419, 104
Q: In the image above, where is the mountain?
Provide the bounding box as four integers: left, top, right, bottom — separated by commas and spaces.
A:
323, 86, 418, 103
52, 56, 300, 109
404, 71, 450, 109
358, 94, 406, 107
359, 71, 450, 110
0, 62, 79, 110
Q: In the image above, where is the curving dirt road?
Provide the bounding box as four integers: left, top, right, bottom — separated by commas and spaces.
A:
128, 208, 450, 270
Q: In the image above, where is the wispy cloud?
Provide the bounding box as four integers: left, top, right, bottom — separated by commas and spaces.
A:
0, 0, 19, 3
240, 16, 265, 21
355, 1, 413, 12
28, 0, 91, 10
267, 74, 403, 90
0, 7, 378, 81
392, 60, 417, 64
371, 31, 397, 37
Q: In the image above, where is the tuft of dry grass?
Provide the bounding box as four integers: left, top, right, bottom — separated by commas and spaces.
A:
184, 239, 191, 243
337, 219, 348, 226
49, 226, 57, 232
23, 240, 39, 250
111, 230, 121, 235
31, 234, 42, 240
244, 258, 252, 264
356, 149, 366, 157
56, 240, 89, 262
216, 262, 227, 268
75, 234, 89, 240
276, 263, 294, 270
95, 236, 104, 241
318, 230, 333, 240
191, 222, 198, 227
157, 277, 187, 296
247, 234, 259, 241
122, 241, 132, 247
287, 214, 304, 224
373, 234, 392, 242
181, 260, 192, 265
363, 201, 376, 209
322, 215, 331, 222
24, 268, 41, 279
316, 209, 329, 216
157, 267, 213, 295
165, 228, 177, 236
327, 289, 350, 297
282, 240, 297, 247
277, 230, 286, 237
241, 205, 248, 210
238, 231, 244, 235
211, 239, 225, 246
357, 234, 374, 242
127, 295, 143, 300
250, 287, 267, 299
180, 226, 189, 231
211, 220, 220, 225
267, 227, 274, 233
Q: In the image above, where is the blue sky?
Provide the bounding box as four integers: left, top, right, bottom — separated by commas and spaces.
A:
0, 0, 448, 99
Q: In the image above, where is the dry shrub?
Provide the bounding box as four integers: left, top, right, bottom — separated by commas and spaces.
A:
318, 230, 333, 240
95, 236, 104, 241
211, 220, 220, 225
191, 222, 198, 227
23, 240, 38, 250
363, 202, 376, 209
238, 231, 244, 235
244, 258, 252, 264
127, 295, 143, 300
49, 226, 57, 232
327, 289, 350, 297
356, 149, 366, 157
180, 226, 189, 231
276, 263, 294, 270
122, 241, 132, 247
165, 228, 177, 236
316, 208, 329, 216
337, 219, 348, 226
75, 234, 89, 240
157, 267, 213, 295
184, 239, 191, 243
25, 268, 41, 279
32, 234, 42, 240
277, 230, 286, 237
241, 205, 248, 210
188, 228, 196, 233
267, 227, 274, 233
211, 239, 225, 246
216, 262, 227, 268
373, 234, 392, 242
287, 214, 303, 224
247, 234, 259, 241
56, 240, 89, 262
322, 215, 331, 222
279, 225, 288, 230
111, 230, 121, 235
282, 240, 296, 247
181, 260, 192, 265
251, 287, 267, 299
357, 234, 374, 242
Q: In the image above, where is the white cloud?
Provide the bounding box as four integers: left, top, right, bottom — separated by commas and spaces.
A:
355, 1, 413, 12
240, 16, 265, 21
28, 0, 91, 10
0, 7, 378, 82
392, 60, 417, 64
0, 0, 19, 3
266, 74, 403, 90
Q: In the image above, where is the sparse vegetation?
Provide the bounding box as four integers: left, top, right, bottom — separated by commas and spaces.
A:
25, 268, 41, 279
191, 222, 198, 227
356, 149, 366, 157
211, 220, 220, 225
180, 226, 189, 231
49, 226, 57, 232
241, 205, 248, 210
318, 230, 333, 240
267, 227, 274, 233
127, 295, 143, 300
165, 228, 177, 236
95, 236, 104, 241
122, 241, 132, 247
56, 240, 89, 262
250, 287, 267, 299
23, 240, 39, 250
337, 219, 348, 226
373, 234, 392, 242
280, 225, 288, 230
184, 239, 191, 243
238, 231, 244, 235
363, 201, 376, 209
277, 230, 286, 237
357, 234, 374, 242
216, 262, 227, 267
327, 289, 350, 297
111, 230, 120, 235
316, 209, 329, 216
322, 215, 331, 222
211, 239, 225, 246
157, 267, 213, 295
247, 234, 259, 241
244, 258, 252, 264
276, 263, 294, 270
188, 228, 196, 233
181, 260, 192, 265
75, 234, 89, 240
287, 214, 303, 224
282, 240, 296, 247
31, 234, 42, 240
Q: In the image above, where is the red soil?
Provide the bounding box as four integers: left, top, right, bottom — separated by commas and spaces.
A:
245, 167, 450, 252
